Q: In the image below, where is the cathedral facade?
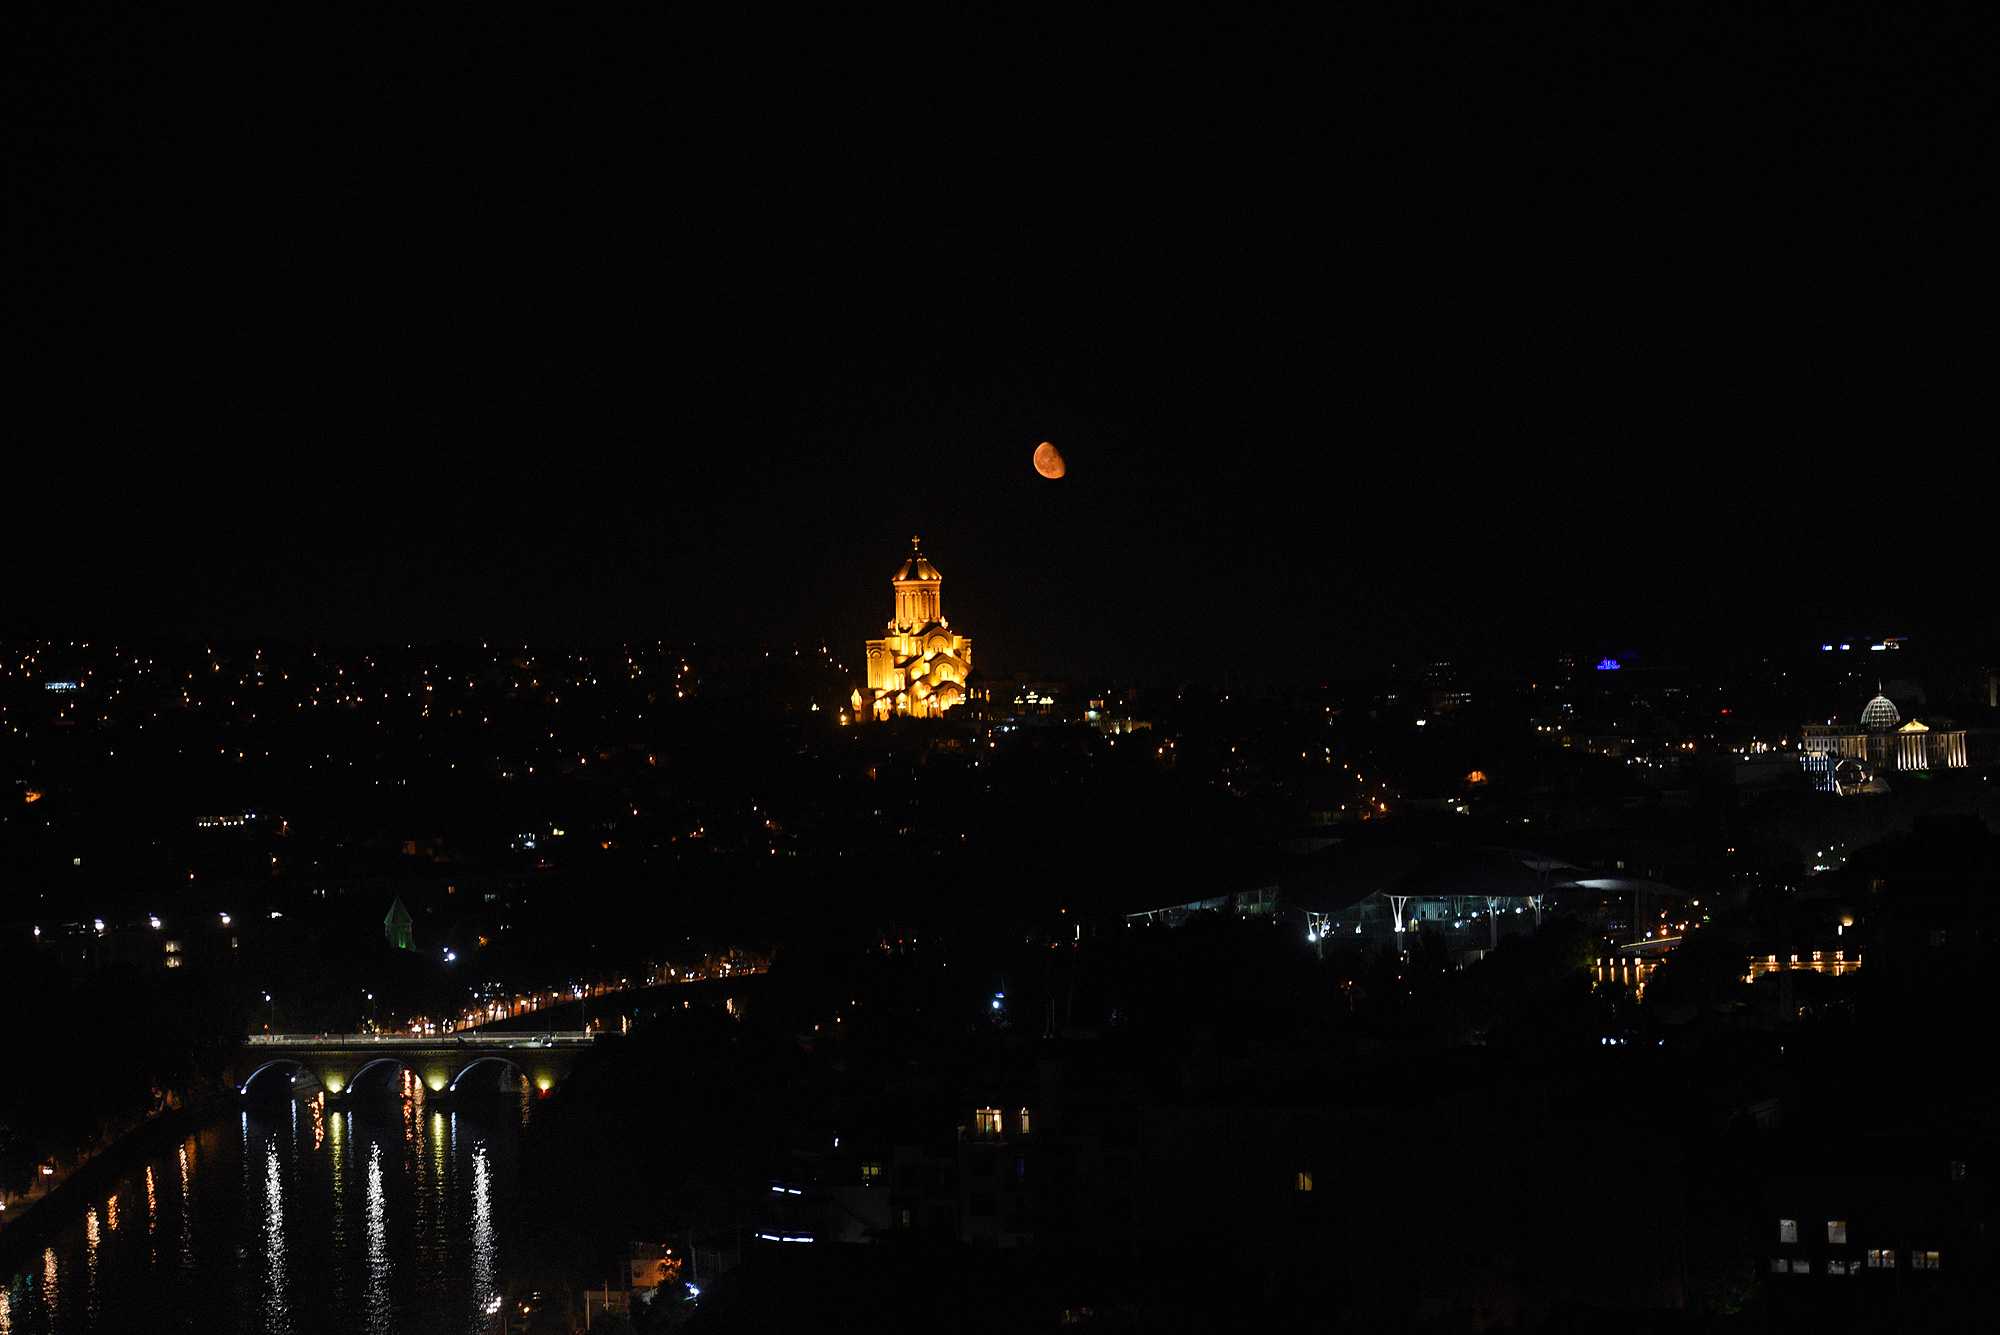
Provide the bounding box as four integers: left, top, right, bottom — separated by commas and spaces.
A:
855, 538, 972, 719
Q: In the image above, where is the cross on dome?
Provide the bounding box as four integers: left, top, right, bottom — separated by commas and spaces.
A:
894, 538, 940, 584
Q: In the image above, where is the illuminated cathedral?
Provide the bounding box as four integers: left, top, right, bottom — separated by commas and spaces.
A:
854, 537, 972, 719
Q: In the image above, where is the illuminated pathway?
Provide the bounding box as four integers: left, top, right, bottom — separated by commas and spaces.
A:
431, 962, 768, 1033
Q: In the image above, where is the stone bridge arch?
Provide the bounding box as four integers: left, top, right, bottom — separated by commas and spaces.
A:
231, 1034, 592, 1101
238, 1059, 320, 1098
447, 1056, 530, 1095
342, 1057, 417, 1097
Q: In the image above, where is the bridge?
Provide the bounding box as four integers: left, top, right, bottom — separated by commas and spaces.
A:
230, 1033, 597, 1102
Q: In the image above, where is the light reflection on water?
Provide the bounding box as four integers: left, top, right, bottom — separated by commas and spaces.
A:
262, 1137, 290, 1335
470, 1144, 495, 1315
365, 1138, 390, 1335
81, 1208, 96, 1320
178, 1141, 194, 1275
1, 1090, 528, 1335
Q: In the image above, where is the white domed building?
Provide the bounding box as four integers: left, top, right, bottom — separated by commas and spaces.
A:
1800, 687, 1968, 790
1858, 693, 1901, 731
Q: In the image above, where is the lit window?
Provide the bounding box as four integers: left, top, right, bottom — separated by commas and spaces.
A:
1771, 1258, 1788, 1274
1827, 1220, 1847, 1244
1778, 1219, 1798, 1243
1867, 1250, 1893, 1268
1296, 1171, 1313, 1192
861, 1162, 884, 1184
1827, 1260, 1847, 1275
974, 1108, 1001, 1137
1913, 1251, 1939, 1271
1019, 1107, 1033, 1134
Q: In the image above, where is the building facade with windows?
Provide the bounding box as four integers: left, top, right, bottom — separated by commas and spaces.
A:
1763, 1175, 1966, 1298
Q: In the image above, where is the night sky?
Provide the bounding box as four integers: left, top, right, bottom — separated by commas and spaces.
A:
15, 12, 1991, 679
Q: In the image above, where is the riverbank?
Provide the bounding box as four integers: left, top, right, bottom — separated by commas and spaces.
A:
0, 1101, 222, 1274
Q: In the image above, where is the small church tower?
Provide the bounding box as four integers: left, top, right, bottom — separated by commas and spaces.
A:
384, 898, 414, 950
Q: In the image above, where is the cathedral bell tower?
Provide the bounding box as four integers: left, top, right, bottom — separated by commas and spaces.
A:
890, 537, 942, 630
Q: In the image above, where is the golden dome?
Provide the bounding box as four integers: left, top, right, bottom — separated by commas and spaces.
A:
894, 536, 940, 583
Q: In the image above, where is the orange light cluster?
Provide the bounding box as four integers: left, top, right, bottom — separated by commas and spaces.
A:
1745, 951, 1860, 982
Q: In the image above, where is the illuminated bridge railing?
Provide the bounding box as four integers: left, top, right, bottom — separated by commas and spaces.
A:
1594, 956, 1659, 999
1744, 951, 1860, 982
236, 1031, 596, 1097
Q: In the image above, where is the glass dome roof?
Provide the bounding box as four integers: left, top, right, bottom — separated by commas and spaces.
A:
1860, 694, 1901, 730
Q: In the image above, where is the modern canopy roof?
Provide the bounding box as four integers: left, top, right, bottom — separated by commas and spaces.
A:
1277, 834, 1685, 917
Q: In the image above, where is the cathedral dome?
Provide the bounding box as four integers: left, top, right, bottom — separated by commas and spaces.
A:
894, 538, 940, 582
1860, 693, 1900, 730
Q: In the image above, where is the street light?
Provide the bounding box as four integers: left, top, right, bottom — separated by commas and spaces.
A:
263, 992, 275, 1033
363, 990, 376, 1032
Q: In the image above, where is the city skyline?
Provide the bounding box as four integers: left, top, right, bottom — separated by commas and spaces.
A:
7, 12, 1996, 1331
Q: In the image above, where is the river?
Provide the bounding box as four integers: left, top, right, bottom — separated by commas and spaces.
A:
1, 1084, 528, 1335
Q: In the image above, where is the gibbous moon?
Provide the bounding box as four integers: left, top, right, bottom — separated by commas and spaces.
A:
1033, 441, 1066, 479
